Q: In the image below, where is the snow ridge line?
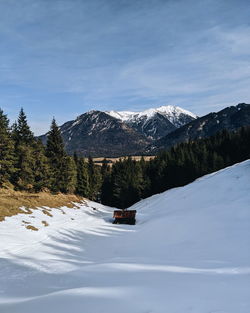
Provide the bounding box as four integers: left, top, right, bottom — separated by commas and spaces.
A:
86, 263, 250, 275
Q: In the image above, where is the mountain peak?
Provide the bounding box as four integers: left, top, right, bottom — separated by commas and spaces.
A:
106, 105, 197, 122
106, 105, 197, 140
40, 105, 197, 156
105, 105, 197, 127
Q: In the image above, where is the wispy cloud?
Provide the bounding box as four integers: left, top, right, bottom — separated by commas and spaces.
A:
0, 0, 249, 134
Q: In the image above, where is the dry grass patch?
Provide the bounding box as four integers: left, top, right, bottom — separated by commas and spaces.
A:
22, 220, 31, 224
42, 209, 53, 217
42, 221, 49, 227
85, 155, 156, 166
26, 225, 39, 231
0, 188, 84, 221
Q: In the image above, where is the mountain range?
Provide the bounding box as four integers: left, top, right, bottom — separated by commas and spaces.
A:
40, 103, 250, 157
147, 102, 250, 153
40, 105, 196, 156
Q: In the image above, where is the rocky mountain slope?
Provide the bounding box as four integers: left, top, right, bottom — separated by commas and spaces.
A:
41, 110, 151, 157
147, 103, 250, 153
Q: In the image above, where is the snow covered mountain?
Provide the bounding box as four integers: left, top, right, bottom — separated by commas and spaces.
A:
40, 105, 196, 156
0, 160, 249, 313
148, 102, 250, 153
106, 105, 197, 139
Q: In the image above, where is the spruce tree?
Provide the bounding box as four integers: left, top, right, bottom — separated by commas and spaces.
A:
59, 156, 77, 193
87, 156, 102, 200
76, 158, 90, 197
46, 118, 65, 160
13, 108, 34, 146
0, 109, 15, 187
100, 171, 112, 205
32, 139, 50, 192
14, 144, 35, 190
12, 109, 36, 190
101, 158, 110, 178
46, 118, 66, 192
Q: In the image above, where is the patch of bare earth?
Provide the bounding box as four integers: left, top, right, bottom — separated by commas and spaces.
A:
0, 188, 84, 221
42, 209, 53, 217
26, 225, 39, 231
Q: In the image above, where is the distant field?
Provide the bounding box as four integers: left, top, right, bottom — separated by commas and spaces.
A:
86, 155, 156, 166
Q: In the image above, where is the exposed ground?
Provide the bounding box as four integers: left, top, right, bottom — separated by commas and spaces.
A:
0, 188, 84, 221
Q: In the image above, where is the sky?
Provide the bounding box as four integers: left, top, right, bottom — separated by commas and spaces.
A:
0, 0, 250, 135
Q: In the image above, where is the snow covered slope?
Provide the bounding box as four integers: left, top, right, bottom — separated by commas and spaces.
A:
0, 160, 250, 313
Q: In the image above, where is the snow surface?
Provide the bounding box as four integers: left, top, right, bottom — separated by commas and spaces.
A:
0, 161, 250, 313
106, 105, 197, 126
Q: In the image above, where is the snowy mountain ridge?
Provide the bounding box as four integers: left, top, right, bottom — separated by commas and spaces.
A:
106, 105, 197, 127
148, 102, 250, 153
106, 105, 197, 140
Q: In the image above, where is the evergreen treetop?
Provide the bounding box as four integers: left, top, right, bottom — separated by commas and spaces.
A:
13, 108, 34, 145
46, 118, 65, 159
0, 109, 15, 187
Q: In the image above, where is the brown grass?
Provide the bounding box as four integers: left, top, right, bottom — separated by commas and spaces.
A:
22, 220, 31, 224
26, 225, 39, 231
85, 155, 156, 166
42, 221, 49, 227
42, 209, 53, 217
0, 188, 84, 222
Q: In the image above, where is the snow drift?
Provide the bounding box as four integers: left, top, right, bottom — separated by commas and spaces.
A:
0, 160, 249, 313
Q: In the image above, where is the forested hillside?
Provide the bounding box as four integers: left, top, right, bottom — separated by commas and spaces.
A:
0, 108, 250, 211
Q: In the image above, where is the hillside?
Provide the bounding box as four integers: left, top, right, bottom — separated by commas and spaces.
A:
0, 160, 249, 312
148, 102, 250, 153
40, 110, 151, 157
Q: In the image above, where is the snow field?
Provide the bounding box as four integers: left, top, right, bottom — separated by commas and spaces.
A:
0, 160, 249, 313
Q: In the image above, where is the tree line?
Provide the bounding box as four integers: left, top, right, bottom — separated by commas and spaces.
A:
0, 108, 102, 198
0, 108, 249, 209
100, 126, 250, 208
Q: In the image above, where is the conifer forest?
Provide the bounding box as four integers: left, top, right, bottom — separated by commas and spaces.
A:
0, 108, 250, 209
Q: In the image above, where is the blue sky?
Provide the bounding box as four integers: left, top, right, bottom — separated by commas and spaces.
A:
0, 0, 250, 135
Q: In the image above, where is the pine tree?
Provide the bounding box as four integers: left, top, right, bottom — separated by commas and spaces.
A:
14, 144, 35, 190
76, 158, 90, 197
109, 157, 144, 209
100, 171, 112, 205
32, 139, 50, 192
12, 109, 36, 190
0, 109, 15, 187
59, 156, 77, 193
13, 108, 34, 146
46, 118, 65, 160
46, 118, 66, 192
87, 156, 102, 200
101, 158, 110, 178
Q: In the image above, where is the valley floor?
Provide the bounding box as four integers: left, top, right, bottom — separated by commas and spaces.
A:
0, 161, 249, 313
